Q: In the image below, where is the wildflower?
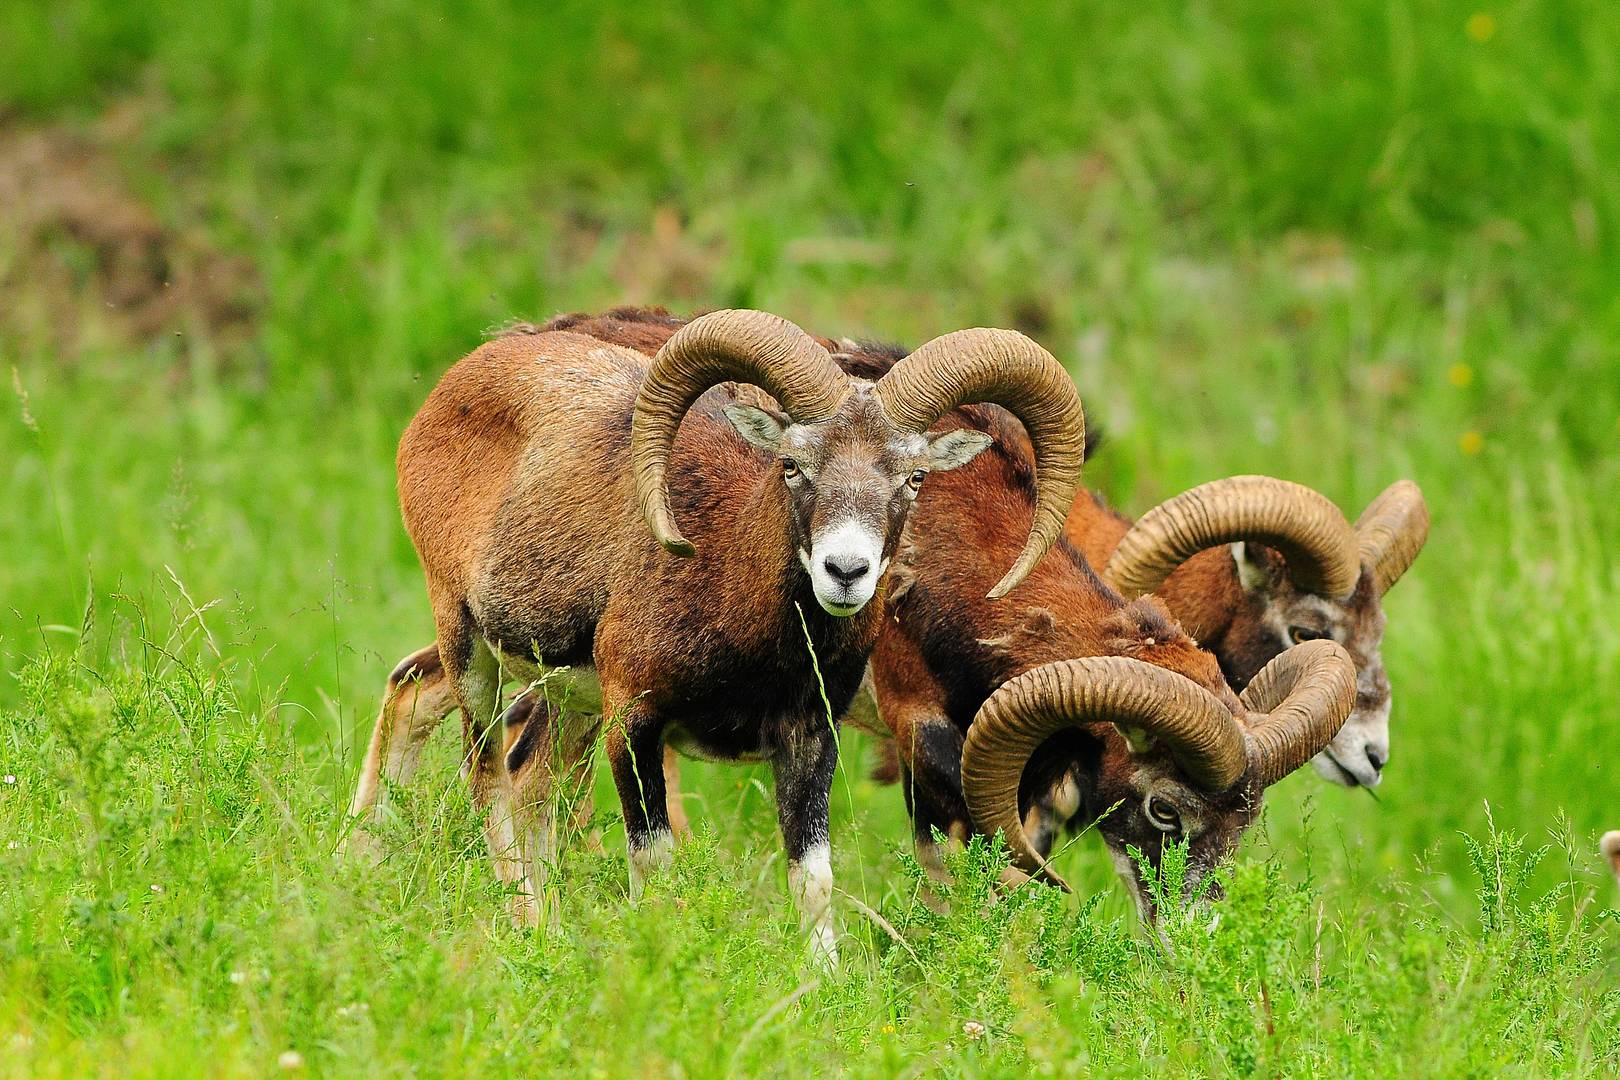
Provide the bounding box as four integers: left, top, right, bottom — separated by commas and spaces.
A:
336, 1002, 369, 1019
1459, 431, 1484, 455
1466, 13, 1496, 42
881, 1023, 896, 1035
1447, 363, 1474, 388
6, 842, 17, 851
3, 775, 15, 785
278, 1050, 305, 1070
229, 970, 248, 986
150, 884, 164, 894
962, 1020, 986, 1041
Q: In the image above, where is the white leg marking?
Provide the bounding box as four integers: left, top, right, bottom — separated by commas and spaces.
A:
628, 828, 675, 901
788, 842, 838, 966
485, 785, 539, 928
913, 836, 957, 914
519, 800, 559, 930
459, 643, 537, 928
915, 836, 954, 883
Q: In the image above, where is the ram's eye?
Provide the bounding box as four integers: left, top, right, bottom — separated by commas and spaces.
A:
1289, 626, 1327, 644
1146, 795, 1181, 834
907, 469, 928, 489
781, 458, 801, 479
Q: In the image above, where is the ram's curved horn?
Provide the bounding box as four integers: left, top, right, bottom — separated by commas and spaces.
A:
1354, 480, 1429, 597
874, 329, 1085, 599
960, 656, 1244, 884
631, 310, 850, 554
1238, 639, 1358, 787
1105, 476, 1360, 600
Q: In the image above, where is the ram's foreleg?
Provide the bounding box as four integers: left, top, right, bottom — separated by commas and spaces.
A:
774, 723, 841, 966
605, 692, 674, 900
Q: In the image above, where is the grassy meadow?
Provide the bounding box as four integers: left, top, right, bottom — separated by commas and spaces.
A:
2, 1, 1619, 1074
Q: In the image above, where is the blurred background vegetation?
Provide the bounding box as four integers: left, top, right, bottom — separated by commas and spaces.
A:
1, 2, 1618, 1072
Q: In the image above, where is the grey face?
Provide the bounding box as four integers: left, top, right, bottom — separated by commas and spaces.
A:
1091, 743, 1258, 922
724, 389, 990, 616
1231, 544, 1392, 787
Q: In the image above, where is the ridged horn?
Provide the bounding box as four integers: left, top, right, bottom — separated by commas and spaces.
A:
1105, 476, 1360, 600
630, 310, 850, 555
1354, 480, 1429, 597
873, 329, 1085, 599
1237, 639, 1357, 787
961, 657, 1245, 885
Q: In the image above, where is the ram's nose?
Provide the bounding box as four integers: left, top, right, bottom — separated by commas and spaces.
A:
822, 554, 871, 587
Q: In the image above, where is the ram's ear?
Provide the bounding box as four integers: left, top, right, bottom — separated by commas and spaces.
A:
723, 404, 791, 453
926, 429, 992, 472
1231, 541, 1282, 595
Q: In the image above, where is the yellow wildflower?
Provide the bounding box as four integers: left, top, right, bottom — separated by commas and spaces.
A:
1466, 13, 1496, 43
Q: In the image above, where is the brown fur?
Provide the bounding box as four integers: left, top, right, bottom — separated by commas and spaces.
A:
800, 333, 1398, 787
497, 313, 1266, 912
351, 309, 1278, 919
866, 403, 1258, 916
357, 308, 986, 946
847, 342, 1397, 788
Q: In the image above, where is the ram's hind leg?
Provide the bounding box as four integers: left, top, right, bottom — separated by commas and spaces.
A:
889, 707, 971, 893
501, 692, 564, 926
663, 745, 691, 839
869, 630, 972, 896
1023, 767, 1084, 863
441, 630, 538, 928
557, 710, 606, 851
504, 689, 607, 912
343, 644, 457, 856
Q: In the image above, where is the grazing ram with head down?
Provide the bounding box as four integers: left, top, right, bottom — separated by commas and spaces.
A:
350, 309, 1365, 917
1069, 474, 1427, 788
862, 400, 1356, 916
351, 307, 1086, 959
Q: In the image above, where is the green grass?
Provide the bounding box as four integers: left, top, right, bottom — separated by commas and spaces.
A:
2, 1, 1618, 1074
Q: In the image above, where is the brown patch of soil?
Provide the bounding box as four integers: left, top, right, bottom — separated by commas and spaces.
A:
0, 113, 260, 358
547, 204, 724, 304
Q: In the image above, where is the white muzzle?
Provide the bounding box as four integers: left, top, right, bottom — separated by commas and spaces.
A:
801, 520, 886, 616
